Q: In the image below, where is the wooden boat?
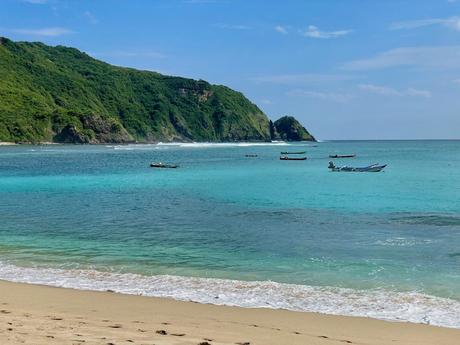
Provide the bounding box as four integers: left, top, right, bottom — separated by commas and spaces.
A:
150, 162, 178, 169
328, 161, 386, 172
280, 151, 306, 155
280, 156, 307, 161
329, 154, 356, 158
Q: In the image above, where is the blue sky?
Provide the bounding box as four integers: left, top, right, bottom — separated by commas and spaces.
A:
1, 0, 460, 139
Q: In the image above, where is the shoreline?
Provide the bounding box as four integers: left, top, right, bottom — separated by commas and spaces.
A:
1, 262, 459, 329
1, 280, 460, 345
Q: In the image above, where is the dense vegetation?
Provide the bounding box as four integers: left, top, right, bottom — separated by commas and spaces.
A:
0, 37, 314, 143
273, 116, 315, 141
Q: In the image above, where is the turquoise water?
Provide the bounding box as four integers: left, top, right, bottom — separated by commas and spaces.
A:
1, 141, 460, 327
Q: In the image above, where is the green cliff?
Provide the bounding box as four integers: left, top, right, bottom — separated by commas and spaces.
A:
273, 116, 316, 141
0, 37, 315, 143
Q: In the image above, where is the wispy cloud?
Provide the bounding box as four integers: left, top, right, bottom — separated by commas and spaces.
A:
20, 0, 49, 4
342, 46, 460, 71
259, 99, 274, 105
389, 16, 460, 31
275, 25, 288, 34
452, 78, 460, 84
84, 11, 98, 24
288, 89, 353, 102
91, 51, 167, 59
11, 27, 73, 37
301, 25, 352, 39
215, 23, 251, 30
251, 73, 358, 85
359, 84, 431, 98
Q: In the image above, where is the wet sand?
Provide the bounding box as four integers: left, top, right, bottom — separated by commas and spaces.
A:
1, 280, 459, 345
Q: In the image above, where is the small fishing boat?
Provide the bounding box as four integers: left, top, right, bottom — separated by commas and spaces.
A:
280, 151, 306, 155
329, 154, 356, 158
245, 154, 258, 157
280, 156, 307, 161
328, 161, 386, 172
150, 162, 179, 169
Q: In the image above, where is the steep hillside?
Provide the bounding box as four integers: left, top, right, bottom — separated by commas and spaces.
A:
0, 37, 272, 143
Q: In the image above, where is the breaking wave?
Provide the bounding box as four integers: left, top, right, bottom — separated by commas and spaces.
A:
0, 261, 459, 329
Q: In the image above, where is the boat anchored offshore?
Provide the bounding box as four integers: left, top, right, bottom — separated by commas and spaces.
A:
329, 154, 356, 158
280, 156, 307, 161
328, 161, 386, 172
150, 162, 179, 169
281, 151, 306, 155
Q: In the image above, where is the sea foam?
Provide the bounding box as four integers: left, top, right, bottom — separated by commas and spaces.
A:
0, 261, 459, 329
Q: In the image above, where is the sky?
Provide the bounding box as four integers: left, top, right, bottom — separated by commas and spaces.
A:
1, 0, 460, 140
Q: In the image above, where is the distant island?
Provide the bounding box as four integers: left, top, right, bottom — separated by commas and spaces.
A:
0, 37, 315, 144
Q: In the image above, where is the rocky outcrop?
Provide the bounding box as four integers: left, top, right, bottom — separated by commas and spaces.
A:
273, 116, 316, 141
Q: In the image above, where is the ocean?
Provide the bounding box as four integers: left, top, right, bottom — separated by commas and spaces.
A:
1, 140, 459, 328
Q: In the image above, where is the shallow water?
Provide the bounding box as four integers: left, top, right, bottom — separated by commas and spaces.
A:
1, 141, 460, 327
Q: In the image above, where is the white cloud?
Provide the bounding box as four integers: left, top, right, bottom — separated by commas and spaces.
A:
215, 23, 251, 30
406, 88, 431, 98
359, 84, 431, 98
288, 89, 352, 102
84, 11, 98, 24
251, 73, 357, 84
301, 25, 352, 39
389, 16, 460, 31
358, 84, 401, 96
342, 46, 460, 71
11, 27, 73, 37
275, 25, 288, 34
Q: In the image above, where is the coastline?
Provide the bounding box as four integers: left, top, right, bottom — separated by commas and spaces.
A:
1, 280, 459, 345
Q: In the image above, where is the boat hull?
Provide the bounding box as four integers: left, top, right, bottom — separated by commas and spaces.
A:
329, 154, 356, 158
329, 164, 386, 172
150, 163, 178, 169
280, 156, 307, 161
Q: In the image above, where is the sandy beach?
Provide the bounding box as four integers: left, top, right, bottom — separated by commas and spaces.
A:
0, 280, 459, 345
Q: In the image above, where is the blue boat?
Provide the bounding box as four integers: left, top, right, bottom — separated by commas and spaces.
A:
328, 161, 386, 172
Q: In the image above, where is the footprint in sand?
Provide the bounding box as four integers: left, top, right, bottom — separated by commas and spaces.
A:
156, 329, 167, 335
108, 324, 122, 329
